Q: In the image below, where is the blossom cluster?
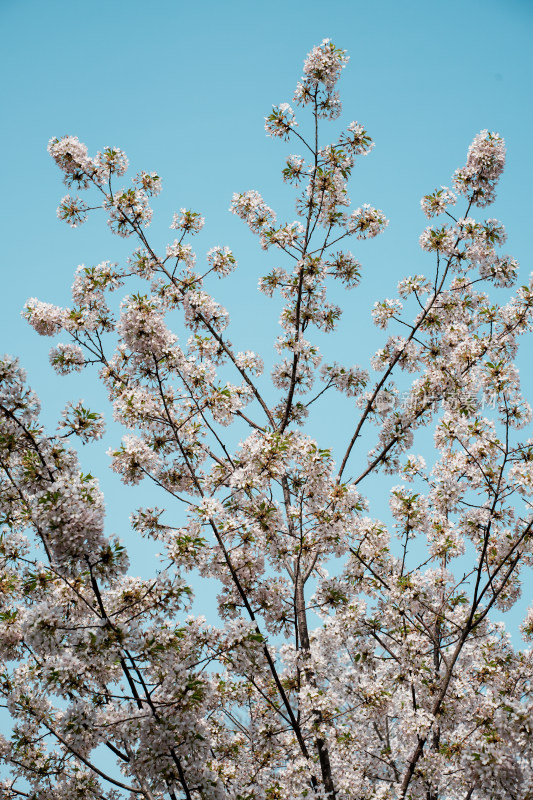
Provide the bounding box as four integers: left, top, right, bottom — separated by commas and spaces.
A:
453, 129, 506, 206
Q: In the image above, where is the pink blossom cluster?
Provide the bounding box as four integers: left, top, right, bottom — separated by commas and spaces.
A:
265, 102, 297, 139
292, 39, 349, 119
453, 129, 506, 206
230, 189, 277, 242
419, 224, 457, 255
345, 204, 389, 238
171, 207, 205, 234
319, 362, 369, 396
206, 245, 237, 277
301, 39, 349, 90
372, 297, 403, 329
58, 400, 106, 443
420, 185, 457, 218
49, 342, 85, 374
24, 298, 67, 336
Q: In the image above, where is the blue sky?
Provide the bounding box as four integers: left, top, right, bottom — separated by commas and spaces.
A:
1, 0, 532, 632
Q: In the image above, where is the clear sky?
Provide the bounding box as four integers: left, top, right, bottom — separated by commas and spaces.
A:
1, 0, 532, 633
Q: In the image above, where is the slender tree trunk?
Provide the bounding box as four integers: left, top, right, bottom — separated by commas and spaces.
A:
295, 575, 336, 797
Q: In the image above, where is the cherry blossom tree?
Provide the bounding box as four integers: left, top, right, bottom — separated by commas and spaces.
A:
1, 39, 533, 800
